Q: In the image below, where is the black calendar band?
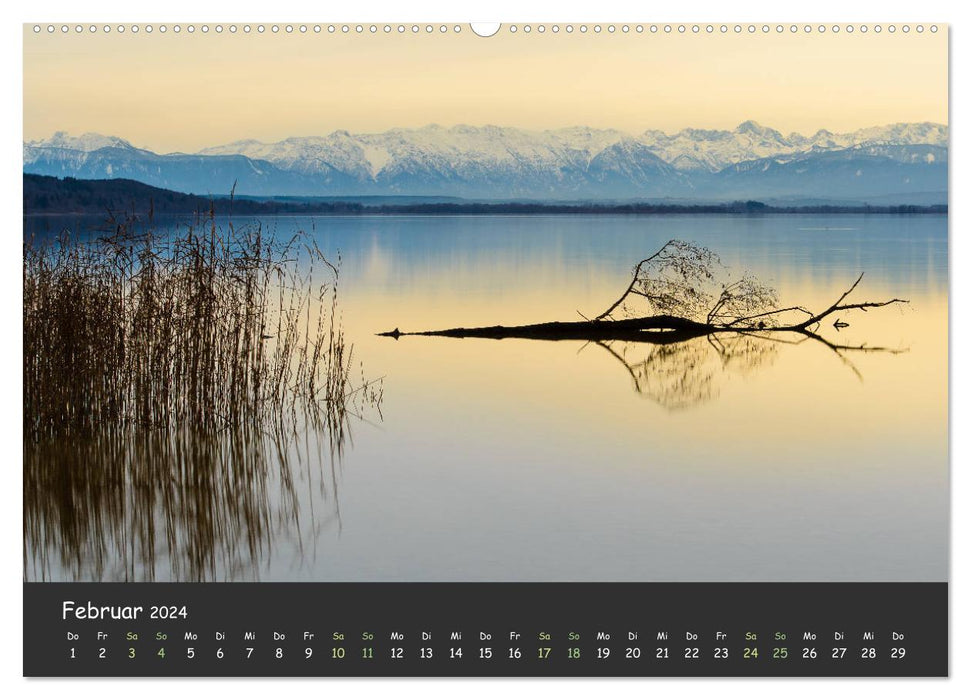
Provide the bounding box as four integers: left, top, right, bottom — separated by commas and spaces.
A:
24, 582, 947, 677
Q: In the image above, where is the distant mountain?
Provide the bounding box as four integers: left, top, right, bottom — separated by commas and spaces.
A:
24, 122, 948, 202
712, 144, 948, 200
640, 121, 948, 172
24, 136, 328, 196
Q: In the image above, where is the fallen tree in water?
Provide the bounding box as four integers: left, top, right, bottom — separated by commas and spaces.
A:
379, 239, 908, 347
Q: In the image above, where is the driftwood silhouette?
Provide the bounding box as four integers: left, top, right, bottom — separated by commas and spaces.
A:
379, 239, 908, 348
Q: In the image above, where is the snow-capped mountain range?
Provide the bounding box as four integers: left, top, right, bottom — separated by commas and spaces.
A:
23, 121, 948, 202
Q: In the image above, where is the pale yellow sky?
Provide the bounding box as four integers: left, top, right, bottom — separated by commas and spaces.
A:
23, 26, 948, 153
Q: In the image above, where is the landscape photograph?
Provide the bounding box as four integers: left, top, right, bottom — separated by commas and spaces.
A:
23, 24, 947, 584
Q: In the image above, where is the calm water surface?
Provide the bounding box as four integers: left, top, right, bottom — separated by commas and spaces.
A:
24, 214, 948, 582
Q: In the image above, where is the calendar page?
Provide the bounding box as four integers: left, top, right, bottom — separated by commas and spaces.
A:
22, 20, 948, 677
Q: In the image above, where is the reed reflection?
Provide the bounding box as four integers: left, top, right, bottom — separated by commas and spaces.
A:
24, 417, 342, 581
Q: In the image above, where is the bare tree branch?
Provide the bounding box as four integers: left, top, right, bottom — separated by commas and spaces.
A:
594, 239, 677, 320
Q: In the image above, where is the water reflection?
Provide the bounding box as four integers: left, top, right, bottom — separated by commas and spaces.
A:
23, 417, 339, 582
591, 329, 908, 409
593, 334, 778, 409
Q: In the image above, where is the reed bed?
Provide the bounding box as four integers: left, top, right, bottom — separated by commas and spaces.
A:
24, 210, 382, 580
24, 210, 382, 441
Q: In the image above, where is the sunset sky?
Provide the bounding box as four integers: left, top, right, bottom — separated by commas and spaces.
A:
23, 25, 948, 153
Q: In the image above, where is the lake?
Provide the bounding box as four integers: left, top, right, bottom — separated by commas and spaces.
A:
23, 213, 948, 582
